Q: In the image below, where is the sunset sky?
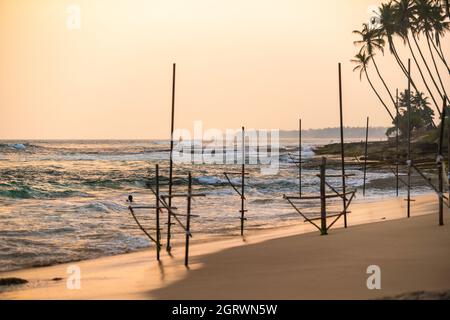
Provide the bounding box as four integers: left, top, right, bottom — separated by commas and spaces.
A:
0, 0, 449, 139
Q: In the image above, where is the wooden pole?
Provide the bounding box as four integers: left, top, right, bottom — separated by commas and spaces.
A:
320, 157, 328, 235
299, 118, 302, 197
438, 98, 446, 226
396, 88, 400, 197
240, 126, 246, 236
167, 63, 176, 253
338, 63, 348, 228
363, 117, 369, 197
185, 172, 192, 267
448, 95, 450, 207
155, 164, 161, 261
407, 59, 412, 219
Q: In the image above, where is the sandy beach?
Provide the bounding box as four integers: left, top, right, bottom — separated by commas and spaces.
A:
0, 193, 449, 300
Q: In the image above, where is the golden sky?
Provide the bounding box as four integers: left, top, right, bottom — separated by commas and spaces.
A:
0, 0, 449, 139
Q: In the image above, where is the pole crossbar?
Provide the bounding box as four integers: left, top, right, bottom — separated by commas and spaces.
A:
389, 167, 410, 187
284, 157, 356, 235
223, 173, 245, 199
317, 174, 356, 178
411, 164, 440, 194
327, 192, 356, 231
284, 197, 323, 232
161, 193, 206, 198
127, 207, 158, 244
129, 205, 178, 210
284, 191, 355, 201
304, 211, 352, 222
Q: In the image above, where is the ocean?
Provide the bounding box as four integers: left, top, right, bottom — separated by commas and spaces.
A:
0, 139, 427, 272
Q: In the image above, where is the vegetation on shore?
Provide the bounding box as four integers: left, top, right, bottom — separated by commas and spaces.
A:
313, 128, 447, 170
352, 0, 449, 126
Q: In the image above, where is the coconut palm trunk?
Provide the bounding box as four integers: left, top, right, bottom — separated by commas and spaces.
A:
412, 34, 445, 100
426, 33, 450, 104
364, 67, 395, 121
405, 35, 441, 115
430, 36, 450, 72
388, 37, 424, 101
371, 56, 397, 107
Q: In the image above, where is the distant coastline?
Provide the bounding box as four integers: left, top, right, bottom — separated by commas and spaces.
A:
280, 127, 389, 140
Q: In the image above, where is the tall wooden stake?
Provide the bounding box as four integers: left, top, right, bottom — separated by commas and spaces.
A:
407, 59, 412, 219
185, 172, 192, 267
396, 88, 400, 197
299, 118, 302, 197
448, 96, 450, 206
363, 117, 369, 197
167, 63, 176, 253
155, 164, 161, 261
240, 127, 246, 236
320, 157, 328, 235
338, 63, 348, 228
438, 98, 447, 226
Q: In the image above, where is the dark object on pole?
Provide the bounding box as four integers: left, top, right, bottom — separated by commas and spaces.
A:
338, 63, 348, 228
299, 119, 302, 197
167, 63, 176, 253
155, 164, 161, 261
185, 173, 192, 267
363, 117, 370, 197
320, 157, 328, 235
396, 89, 400, 197
407, 59, 412, 218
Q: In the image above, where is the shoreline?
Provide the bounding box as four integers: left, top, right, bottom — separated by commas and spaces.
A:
0, 193, 447, 299
0, 191, 433, 274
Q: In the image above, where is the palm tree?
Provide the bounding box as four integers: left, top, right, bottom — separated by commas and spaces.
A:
352, 52, 395, 120
392, 0, 441, 115
378, 2, 423, 104
443, 0, 450, 18
353, 23, 397, 107
379, 2, 408, 74
413, 0, 448, 102
430, 3, 450, 71
387, 90, 435, 136
416, 0, 450, 102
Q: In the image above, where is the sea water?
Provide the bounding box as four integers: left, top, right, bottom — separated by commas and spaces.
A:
0, 139, 427, 271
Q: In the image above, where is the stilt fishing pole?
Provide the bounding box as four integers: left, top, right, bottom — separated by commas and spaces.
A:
224, 127, 249, 236
363, 117, 369, 197
241, 127, 245, 236
185, 173, 192, 267
155, 164, 161, 261
167, 63, 176, 253
283, 157, 356, 236
407, 59, 412, 219
396, 88, 400, 197
338, 63, 348, 228
437, 98, 447, 226
299, 118, 302, 197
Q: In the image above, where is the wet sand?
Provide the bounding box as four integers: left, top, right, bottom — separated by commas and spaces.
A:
1, 194, 449, 300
